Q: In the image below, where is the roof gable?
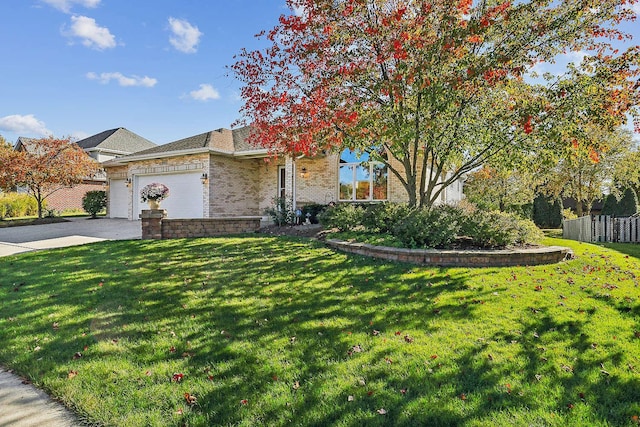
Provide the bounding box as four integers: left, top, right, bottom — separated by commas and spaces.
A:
75, 128, 156, 154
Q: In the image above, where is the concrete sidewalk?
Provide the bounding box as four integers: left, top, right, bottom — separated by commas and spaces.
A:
0, 217, 141, 426
0, 369, 80, 426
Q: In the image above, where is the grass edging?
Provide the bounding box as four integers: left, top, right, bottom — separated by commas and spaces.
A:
325, 238, 573, 267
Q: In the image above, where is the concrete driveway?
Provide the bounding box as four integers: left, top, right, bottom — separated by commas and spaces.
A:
0, 217, 141, 256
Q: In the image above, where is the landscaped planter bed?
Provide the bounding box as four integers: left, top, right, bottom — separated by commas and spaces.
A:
325, 238, 572, 267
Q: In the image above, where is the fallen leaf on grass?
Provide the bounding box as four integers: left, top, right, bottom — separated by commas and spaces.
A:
404, 335, 414, 343
240, 399, 248, 405
175, 408, 183, 415
172, 373, 184, 382
377, 408, 387, 415
68, 370, 78, 379
73, 352, 82, 360
52, 322, 59, 330
293, 381, 300, 390
184, 393, 197, 405
347, 395, 354, 401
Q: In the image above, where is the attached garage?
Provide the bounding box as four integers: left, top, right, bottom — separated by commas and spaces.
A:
109, 179, 129, 218
135, 172, 204, 219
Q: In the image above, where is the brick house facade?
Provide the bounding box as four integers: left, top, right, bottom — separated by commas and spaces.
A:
103, 126, 464, 221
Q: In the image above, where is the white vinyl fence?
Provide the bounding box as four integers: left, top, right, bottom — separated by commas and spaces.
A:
563, 215, 640, 243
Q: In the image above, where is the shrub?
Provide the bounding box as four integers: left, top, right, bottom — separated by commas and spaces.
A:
0, 193, 40, 219
462, 210, 543, 248
265, 197, 295, 226
318, 203, 364, 232
82, 190, 107, 218
301, 203, 327, 224
361, 202, 412, 233
391, 205, 463, 248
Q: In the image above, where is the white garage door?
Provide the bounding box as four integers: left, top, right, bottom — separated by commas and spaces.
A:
109, 179, 129, 218
135, 173, 203, 219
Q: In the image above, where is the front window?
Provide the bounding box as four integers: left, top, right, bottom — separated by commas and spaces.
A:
338, 149, 387, 201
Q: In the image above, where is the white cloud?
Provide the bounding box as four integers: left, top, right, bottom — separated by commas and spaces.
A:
86, 72, 157, 87
0, 114, 52, 136
42, 0, 100, 13
168, 17, 202, 53
66, 15, 116, 50
189, 84, 220, 101
69, 130, 90, 141
562, 50, 588, 67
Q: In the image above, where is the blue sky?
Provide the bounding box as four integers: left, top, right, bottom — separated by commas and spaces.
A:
1, 0, 639, 146
0, 0, 289, 145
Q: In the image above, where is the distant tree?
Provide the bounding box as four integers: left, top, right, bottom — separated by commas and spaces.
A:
464, 166, 535, 213
542, 126, 634, 217
612, 148, 640, 202
601, 193, 617, 216
0, 137, 99, 218
532, 194, 562, 228
617, 188, 639, 216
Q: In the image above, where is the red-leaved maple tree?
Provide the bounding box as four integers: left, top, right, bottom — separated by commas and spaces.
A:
232, 0, 639, 207
0, 137, 100, 218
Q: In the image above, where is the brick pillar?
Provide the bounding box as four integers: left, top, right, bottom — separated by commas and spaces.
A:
140, 209, 166, 239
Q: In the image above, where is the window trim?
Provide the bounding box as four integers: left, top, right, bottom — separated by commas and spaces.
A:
338, 151, 388, 202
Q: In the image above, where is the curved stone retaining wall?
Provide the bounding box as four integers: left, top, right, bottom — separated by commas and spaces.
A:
325, 239, 572, 267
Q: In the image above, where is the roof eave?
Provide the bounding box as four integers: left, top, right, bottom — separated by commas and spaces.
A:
102, 147, 211, 167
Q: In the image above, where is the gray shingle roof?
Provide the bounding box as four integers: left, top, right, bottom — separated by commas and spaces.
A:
14, 137, 38, 152
130, 126, 263, 157
75, 128, 156, 153
232, 126, 261, 151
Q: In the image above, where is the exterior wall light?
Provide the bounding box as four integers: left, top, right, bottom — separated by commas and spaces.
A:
300, 167, 309, 178
201, 173, 209, 184
125, 178, 132, 187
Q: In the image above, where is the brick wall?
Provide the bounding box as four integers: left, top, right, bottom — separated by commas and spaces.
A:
140, 209, 261, 239
46, 182, 105, 212
209, 156, 263, 216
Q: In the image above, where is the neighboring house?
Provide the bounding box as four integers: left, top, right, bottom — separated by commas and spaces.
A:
102, 126, 465, 221
14, 129, 156, 212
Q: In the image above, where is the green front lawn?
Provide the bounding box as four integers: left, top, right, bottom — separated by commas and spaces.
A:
0, 236, 639, 426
